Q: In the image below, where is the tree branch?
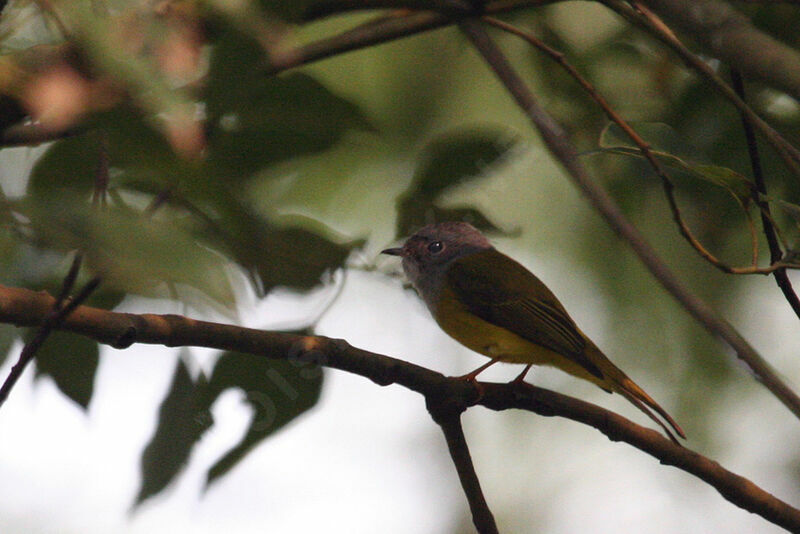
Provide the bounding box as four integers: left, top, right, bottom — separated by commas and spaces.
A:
428, 398, 499, 534
602, 0, 800, 180
639, 0, 800, 101
0, 283, 799, 530
0, 273, 99, 407
264, 0, 551, 75
482, 16, 798, 276
730, 69, 800, 320
456, 19, 800, 421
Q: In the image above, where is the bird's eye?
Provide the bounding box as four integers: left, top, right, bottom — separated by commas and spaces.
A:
427, 241, 444, 254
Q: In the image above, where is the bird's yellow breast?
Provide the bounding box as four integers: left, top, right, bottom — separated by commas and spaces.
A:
431, 286, 558, 365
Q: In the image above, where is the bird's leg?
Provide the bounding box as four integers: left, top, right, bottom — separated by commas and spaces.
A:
458, 358, 499, 382
455, 359, 500, 402
511, 364, 533, 385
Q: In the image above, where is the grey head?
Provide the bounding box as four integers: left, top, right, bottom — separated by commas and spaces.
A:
381, 222, 493, 304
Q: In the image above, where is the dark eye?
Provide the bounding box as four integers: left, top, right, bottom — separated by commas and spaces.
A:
427, 241, 443, 254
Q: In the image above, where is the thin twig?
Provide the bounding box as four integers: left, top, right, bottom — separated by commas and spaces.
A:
0, 135, 111, 408
0, 283, 799, 531
730, 69, 800, 320
456, 18, 800, 421
601, 0, 800, 180
482, 16, 797, 276
0, 269, 99, 408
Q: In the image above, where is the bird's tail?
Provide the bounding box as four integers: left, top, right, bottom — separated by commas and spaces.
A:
613, 376, 686, 444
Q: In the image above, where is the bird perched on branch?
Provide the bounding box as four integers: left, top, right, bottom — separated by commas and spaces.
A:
383, 221, 685, 443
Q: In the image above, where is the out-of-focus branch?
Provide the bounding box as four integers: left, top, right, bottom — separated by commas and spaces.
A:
0, 283, 799, 531
638, 0, 800, 101
602, 0, 800, 180
265, 0, 551, 74
483, 16, 800, 276
456, 18, 800, 421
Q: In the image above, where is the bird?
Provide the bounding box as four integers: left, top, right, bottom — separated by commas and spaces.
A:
382, 221, 685, 442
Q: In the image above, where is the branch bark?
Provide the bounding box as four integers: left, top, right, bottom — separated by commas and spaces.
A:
0, 283, 799, 531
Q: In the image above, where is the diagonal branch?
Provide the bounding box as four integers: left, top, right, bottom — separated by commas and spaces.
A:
456, 19, 800, 421
0, 283, 799, 531
482, 16, 797, 276
638, 0, 800, 101
730, 69, 800, 320
602, 0, 800, 180
0, 136, 108, 408
0, 272, 99, 408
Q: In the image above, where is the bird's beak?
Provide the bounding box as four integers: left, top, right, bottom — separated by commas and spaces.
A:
381, 247, 404, 256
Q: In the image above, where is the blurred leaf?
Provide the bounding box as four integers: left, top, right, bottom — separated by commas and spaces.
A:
62, 3, 200, 155
199, 199, 360, 296
23, 198, 236, 308
0, 324, 17, 368
205, 31, 372, 179
29, 329, 98, 409
773, 198, 800, 233
396, 128, 517, 236
29, 133, 103, 198
201, 344, 323, 485
89, 105, 195, 190
413, 129, 518, 197
258, 0, 322, 22
136, 357, 212, 505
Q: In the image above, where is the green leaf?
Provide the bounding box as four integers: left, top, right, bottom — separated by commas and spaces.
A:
205, 31, 372, 179
599, 122, 699, 159
30, 330, 99, 409
201, 346, 323, 486
257, 0, 322, 22
595, 122, 753, 203
413, 129, 518, 197
199, 199, 360, 296
596, 146, 753, 203
28, 133, 103, 198
89, 105, 195, 190
23, 198, 236, 308
0, 324, 18, 368
397, 128, 517, 236
136, 357, 212, 505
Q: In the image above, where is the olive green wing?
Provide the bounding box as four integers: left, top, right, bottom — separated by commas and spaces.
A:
446, 249, 604, 380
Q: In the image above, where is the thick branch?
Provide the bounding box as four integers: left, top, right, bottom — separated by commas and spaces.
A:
0, 283, 799, 530
456, 19, 800, 420
640, 0, 800, 101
